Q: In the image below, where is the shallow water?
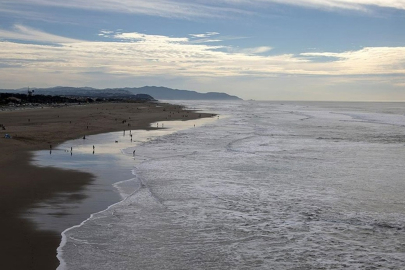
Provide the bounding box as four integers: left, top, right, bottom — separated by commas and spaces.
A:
37, 101, 405, 269
26, 118, 215, 233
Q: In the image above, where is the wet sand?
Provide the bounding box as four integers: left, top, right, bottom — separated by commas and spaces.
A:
0, 102, 210, 270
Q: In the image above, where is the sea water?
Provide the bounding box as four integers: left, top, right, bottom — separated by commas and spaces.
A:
43, 101, 405, 269
27, 117, 215, 233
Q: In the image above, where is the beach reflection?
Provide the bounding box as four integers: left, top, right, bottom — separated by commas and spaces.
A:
25, 117, 217, 233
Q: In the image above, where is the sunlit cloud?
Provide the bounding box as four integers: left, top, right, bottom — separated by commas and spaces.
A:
301, 47, 405, 75
0, 26, 404, 90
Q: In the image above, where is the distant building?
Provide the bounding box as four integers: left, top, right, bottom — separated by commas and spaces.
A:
28, 87, 34, 97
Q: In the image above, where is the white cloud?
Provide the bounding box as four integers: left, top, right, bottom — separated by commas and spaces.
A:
238, 46, 273, 54
188, 32, 223, 44
190, 32, 220, 38
301, 47, 405, 75
191, 39, 222, 44
99, 30, 114, 37
0, 27, 404, 90
114, 32, 189, 43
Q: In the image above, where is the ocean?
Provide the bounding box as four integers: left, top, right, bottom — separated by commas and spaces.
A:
31, 101, 405, 269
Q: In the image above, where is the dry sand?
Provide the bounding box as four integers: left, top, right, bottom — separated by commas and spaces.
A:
0, 102, 211, 270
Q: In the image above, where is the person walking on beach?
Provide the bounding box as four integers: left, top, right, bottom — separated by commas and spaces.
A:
133, 150, 136, 157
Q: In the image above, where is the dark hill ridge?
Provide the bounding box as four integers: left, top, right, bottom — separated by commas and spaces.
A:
0, 92, 155, 106
0, 86, 241, 100
124, 86, 241, 100
10, 87, 135, 98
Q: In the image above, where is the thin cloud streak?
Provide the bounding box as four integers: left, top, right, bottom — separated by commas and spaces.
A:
0, 25, 81, 43
238, 46, 273, 54
212, 0, 405, 11
2, 0, 405, 22
2, 0, 251, 19
190, 32, 220, 38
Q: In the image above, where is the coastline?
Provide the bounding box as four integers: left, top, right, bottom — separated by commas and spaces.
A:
0, 102, 212, 270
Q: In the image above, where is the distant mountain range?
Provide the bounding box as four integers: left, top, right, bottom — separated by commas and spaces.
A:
0, 86, 241, 100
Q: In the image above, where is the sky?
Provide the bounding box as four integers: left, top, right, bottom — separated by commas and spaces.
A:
0, 1, 405, 100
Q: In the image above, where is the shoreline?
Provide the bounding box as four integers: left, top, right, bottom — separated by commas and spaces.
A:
57, 173, 141, 270
0, 102, 212, 270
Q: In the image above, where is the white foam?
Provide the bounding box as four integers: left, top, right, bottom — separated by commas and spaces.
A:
55, 114, 218, 269
57, 101, 405, 269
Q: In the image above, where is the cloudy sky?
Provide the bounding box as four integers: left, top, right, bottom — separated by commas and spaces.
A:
1, 0, 404, 100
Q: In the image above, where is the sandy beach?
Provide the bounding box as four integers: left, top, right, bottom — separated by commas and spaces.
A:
0, 102, 210, 270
